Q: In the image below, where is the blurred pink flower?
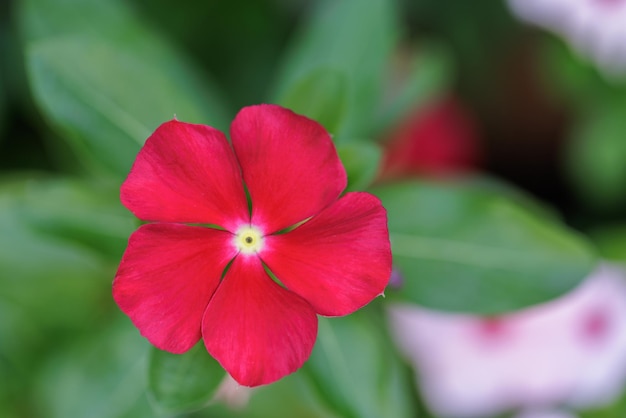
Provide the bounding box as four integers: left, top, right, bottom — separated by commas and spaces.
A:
388, 263, 626, 418
515, 410, 578, 418
508, 0, 626, 76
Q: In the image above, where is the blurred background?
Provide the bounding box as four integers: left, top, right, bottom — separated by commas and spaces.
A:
1, 0, 626, 417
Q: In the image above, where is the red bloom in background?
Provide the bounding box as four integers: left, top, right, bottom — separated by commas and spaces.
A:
379, 96, 481, 181
113, 104, 391, 387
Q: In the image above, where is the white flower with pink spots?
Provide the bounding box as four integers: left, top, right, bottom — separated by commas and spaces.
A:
508, 0, 626, 76
388, 263, 626, 418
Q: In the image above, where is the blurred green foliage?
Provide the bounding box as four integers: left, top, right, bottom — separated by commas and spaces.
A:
21, 0, 231, 178
2, 0, 626, 416
375, 179, 596, 314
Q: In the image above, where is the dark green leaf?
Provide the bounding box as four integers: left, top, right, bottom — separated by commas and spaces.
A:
373, 180, 597, 314
20, 0, 230, 179
337, 142, 382, 192
303, 306, 416, 418
148, 343, 225, 415
271, 0, 398, 141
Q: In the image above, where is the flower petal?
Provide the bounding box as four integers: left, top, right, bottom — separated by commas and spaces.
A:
121, 120, 249, 231
113, 223, 237, 353
262, 192, 391, 316
202, 255, 318, 387
230, 105, 347, 233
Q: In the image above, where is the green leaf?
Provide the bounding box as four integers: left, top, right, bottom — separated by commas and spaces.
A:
0, 175, 135, 415
589, 225, 626, 263
20, 0, 230, 179
33, 317, 153, 418
303, 306, 416, 418
20, 0, 134, 41
1, 175, 135, 260
0, 298, 45, 416
277, 68, 348, 135
580, 391, 626, 418
566, 102, 626, 210
540, 36, 622, 104
337, 141, 382, 192
200, 371, 340, 418
271, 0, 398, 141
373, 180, 597, 314
148, 343, 225, 415
0, 176, 119, 329
375, 43, 453, 134
461, 176, 562, 223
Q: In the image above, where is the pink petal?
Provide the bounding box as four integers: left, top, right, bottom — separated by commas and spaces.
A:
121, 120, 249, 231
230, 105, 347, 234
202, 255, 318, 387
113, 223, 237, 353
262, 192, 391, 316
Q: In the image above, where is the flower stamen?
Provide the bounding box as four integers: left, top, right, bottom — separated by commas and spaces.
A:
234, 226, 264, 255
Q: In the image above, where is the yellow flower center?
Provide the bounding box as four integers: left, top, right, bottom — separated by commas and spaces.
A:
234, 226, 264, 255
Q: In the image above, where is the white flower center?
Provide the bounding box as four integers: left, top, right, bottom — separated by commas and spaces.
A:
234, 226, 264, 255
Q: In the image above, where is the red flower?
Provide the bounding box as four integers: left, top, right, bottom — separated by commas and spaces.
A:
112, 104, 392, 387
379, 97, 481, 181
